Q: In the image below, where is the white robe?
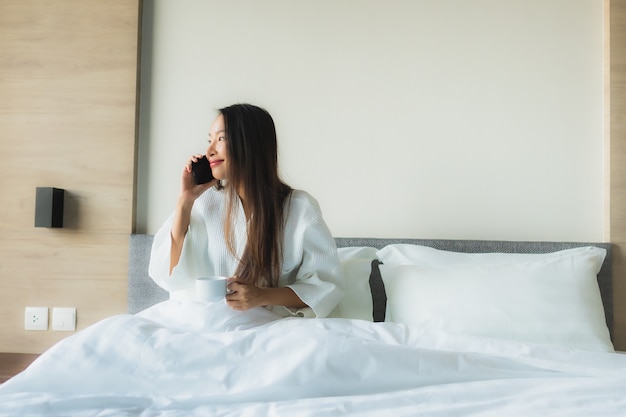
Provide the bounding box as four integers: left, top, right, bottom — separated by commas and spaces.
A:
148, 188, 343, 318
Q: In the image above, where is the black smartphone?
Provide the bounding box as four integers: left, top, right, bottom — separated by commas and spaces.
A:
191, 157, 214, 184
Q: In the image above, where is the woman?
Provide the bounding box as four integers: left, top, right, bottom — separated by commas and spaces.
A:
149, 103, 343, 318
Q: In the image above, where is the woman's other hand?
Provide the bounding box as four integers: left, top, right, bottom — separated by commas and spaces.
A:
225, 278, 266, 311
225, 277, 308, 311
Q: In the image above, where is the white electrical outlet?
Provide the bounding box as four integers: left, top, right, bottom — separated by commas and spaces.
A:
24, 307, 48, 331
52, 307, 76, 331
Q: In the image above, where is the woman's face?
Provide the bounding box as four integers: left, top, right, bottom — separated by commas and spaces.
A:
206, 114, 229, 180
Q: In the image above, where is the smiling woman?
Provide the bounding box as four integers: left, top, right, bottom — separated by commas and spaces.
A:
148, 104, 344, 318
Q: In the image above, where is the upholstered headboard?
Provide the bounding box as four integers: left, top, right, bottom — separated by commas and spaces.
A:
128, 235, 613, 336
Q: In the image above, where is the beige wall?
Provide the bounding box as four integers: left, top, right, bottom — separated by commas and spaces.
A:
0, 0, 141, 353
139, 0, 605, 242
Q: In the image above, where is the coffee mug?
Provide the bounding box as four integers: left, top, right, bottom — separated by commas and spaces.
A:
195, 276, 228, 302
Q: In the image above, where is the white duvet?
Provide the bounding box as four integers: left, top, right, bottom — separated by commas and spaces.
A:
1, 300, 625, 417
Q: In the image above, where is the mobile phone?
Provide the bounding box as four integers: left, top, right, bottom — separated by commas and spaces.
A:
191, 157, 214, 184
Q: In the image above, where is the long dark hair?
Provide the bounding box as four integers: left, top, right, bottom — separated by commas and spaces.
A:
219, 104, 292, 287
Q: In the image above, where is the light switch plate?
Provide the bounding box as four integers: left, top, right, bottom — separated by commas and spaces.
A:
25, 307, 48, 331
52, 307, 76, 331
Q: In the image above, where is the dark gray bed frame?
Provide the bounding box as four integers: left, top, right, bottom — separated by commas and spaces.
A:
128, 235, 613, 339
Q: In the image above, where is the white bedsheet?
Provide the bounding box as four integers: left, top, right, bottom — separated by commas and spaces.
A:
1, 300, 625, 417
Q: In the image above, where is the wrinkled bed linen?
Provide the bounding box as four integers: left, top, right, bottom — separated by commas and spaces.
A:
0, 300, 625, 417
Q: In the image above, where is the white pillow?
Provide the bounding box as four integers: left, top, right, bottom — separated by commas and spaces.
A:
377, 243, 601, 266
379, 247, 614, 352
327, 247, 378, 321
337, 246, 378, 261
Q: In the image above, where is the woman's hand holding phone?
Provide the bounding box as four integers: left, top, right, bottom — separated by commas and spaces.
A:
180, 154, 215, 202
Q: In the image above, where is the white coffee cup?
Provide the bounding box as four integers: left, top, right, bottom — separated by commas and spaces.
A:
195, 276, 228, 302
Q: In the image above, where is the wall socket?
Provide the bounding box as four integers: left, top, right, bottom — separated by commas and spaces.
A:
24, 307, 48, 331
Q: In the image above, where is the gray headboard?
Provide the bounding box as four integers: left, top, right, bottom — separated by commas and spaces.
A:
128, 235, 613, 337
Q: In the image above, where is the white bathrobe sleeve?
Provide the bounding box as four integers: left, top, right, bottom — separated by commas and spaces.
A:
281, 192, 344, 318
148, 209, 211, 294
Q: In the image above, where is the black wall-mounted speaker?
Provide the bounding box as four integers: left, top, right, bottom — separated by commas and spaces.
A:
35, 187, 65, 228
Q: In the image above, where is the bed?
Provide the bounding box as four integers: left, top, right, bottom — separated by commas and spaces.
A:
0, 235, 624, 416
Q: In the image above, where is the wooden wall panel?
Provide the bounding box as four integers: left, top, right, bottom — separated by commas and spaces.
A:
0, 0, 140, 353
608, 0, 626, 351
